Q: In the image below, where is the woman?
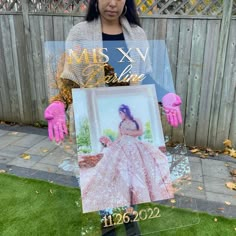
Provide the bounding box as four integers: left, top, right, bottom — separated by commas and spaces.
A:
44, 0, 182, 144
80, 104, 173, 213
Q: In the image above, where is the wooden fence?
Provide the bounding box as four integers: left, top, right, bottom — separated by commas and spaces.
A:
0, 0, 235, 149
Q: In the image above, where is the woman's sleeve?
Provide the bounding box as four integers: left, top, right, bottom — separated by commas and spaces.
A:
49, 78, 79, 109
48, 27, 80, 109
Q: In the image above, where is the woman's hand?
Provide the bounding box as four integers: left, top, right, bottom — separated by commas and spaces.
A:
162, 93, 182, 127
44, 101, 68, 142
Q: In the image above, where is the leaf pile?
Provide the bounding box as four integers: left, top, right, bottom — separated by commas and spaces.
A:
188, 139, 236, 159
189, 147, 219, 158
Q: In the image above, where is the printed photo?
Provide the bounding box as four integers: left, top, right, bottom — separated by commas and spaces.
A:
72, 85, 173, 213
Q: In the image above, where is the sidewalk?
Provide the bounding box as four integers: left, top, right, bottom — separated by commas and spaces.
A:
0, 125, 236, 218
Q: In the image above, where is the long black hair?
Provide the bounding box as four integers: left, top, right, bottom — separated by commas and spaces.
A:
85, 0, 141, 27
119, 104, 139, 130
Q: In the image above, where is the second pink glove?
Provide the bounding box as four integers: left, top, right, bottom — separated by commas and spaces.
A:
162, 93, 183, 127
44, 101, 68, 142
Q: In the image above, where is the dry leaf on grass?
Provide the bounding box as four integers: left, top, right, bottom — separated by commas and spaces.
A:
225, 182, 236, 191
170, 199, 176, 204
50, 189, 53, 194
0, 170, 6, 173
42, 149, 49, 153
214, 218, 218, 222
20, 153, 31, 160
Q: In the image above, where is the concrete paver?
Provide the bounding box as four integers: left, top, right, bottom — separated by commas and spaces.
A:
13, 134, 46, 148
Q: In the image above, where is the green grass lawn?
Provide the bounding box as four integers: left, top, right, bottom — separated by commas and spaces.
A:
0, 173, 236, 236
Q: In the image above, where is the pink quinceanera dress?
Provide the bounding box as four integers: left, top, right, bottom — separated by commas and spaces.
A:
80, 119, 173, 213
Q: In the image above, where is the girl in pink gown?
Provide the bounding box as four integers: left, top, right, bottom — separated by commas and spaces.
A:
80, 104, 173, 213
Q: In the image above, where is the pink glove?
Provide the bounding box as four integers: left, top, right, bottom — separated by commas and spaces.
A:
44, 101, 68, 142
162, 93, 182, 127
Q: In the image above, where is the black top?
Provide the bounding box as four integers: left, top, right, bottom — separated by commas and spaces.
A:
102, 32, 125, 41
102, 32, 130, 86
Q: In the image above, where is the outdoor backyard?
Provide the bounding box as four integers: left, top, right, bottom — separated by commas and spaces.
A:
0, 0, 236, 235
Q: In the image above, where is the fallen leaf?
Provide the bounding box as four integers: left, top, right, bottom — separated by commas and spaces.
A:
214, 218, 218, 222
225, 163, 230, 167
170, 199, 176, 204
225, 182, 236, 190
200, 155, 206, 158
209, 152, 215, 157
65, 145, 71, 149
0, 170, 6, 173
196, 152, 202, 155
198, 186, 203, 191
50, 189, 53, 194
230, 169, 236, 176
191, 148, 199, 153
224, 151, 229, 155
20, 153, 31, 160
225, 201, 231, 205
42, 149, 49, 153
11, 132, 18, 135
206, 148, 213, 152
229, 149, 236, 158
223, 139, 232, 148
35, 191, 39, 194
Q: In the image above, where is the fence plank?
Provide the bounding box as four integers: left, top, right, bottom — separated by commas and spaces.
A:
172, 19, 193, 144
184, 20, 207, 146
64, 16, 73, 39
0, 16, 8, 120
208, 0, 234, 148
29, 16, 46, 121
0, 15, 16, 121
22, 0, 37, 123
228, 21, 236, 145
154, 18, 167, 39
164, 18, 181, 138
12, 14, 33, 123
141, 18, 155, 39
195, 20, 221, 147
39, 15, 48, 111
43, 16, 57, 102
53, 16, 64, 41
216, 20, 236, 146
9, 15, 25, 122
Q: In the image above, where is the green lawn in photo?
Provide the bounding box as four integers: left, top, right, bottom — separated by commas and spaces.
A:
0, 173, 236, 236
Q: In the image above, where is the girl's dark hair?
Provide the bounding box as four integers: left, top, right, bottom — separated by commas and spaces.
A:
119, 104, 139, 130
85, 0, 141, 27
